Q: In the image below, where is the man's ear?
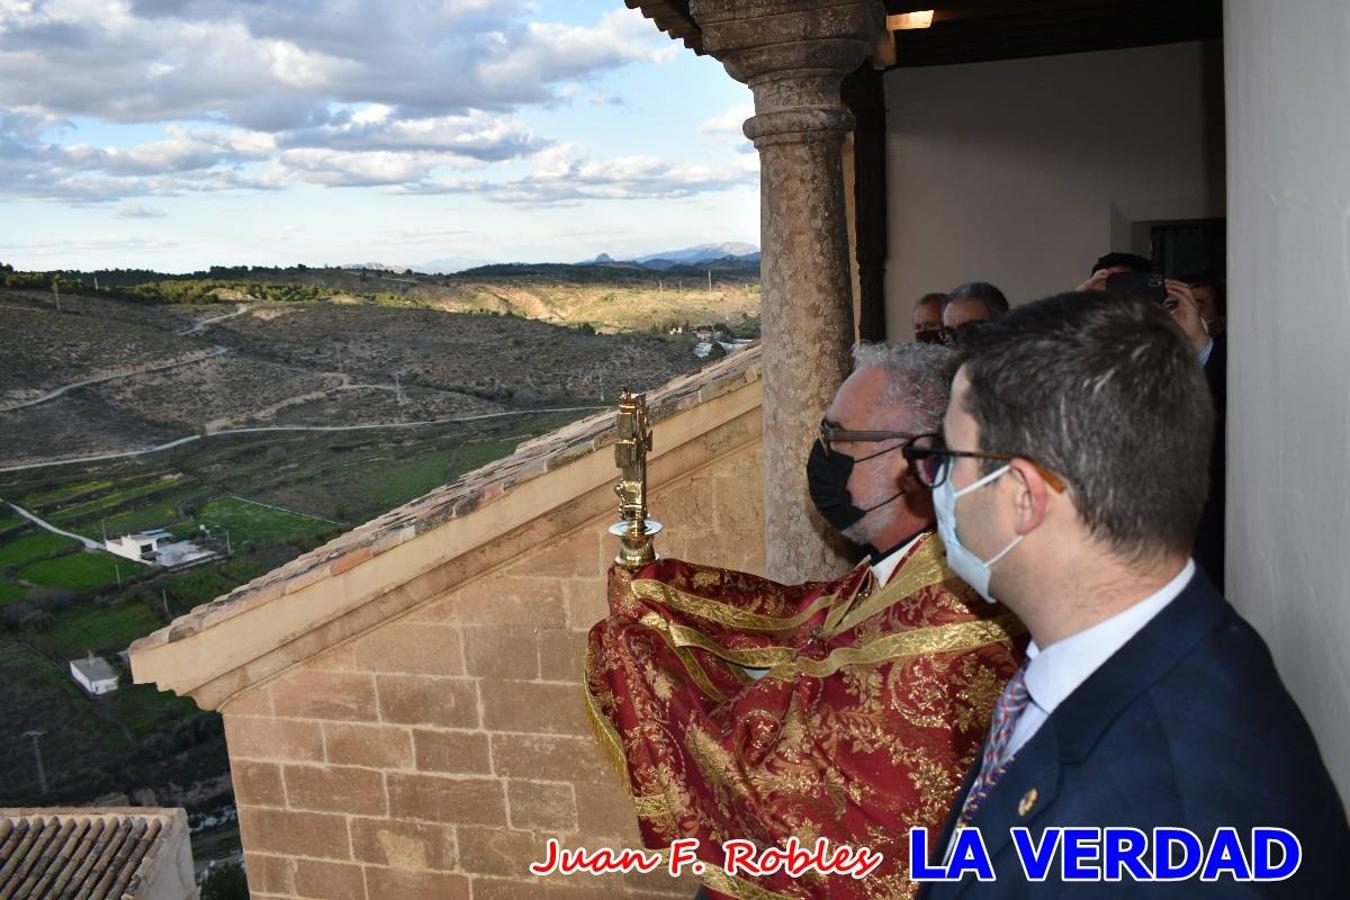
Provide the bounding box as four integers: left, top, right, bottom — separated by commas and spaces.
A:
1007, 458, 1051, 535
892, 446, 920, 492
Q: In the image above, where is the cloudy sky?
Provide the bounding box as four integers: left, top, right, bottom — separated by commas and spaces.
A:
0, 0, 759, 272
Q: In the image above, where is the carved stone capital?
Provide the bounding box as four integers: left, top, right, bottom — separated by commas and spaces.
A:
691, 0, 882, 145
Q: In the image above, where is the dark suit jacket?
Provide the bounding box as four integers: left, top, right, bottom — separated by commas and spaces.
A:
918, 569, 1349, 898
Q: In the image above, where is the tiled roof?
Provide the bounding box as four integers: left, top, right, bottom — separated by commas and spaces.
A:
131, 344, 761, 653
0, 809, 186, 900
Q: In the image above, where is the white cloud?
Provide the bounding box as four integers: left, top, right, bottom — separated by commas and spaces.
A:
281, 109, 545, 161
407, 143, 759, 206
0, 2, 674, 127
0, 3, 682, 203
63, 126, 276, 175
272, 148, 447, 188
699, 103, 755, 136
476, 9, 678, 93
116, 202, 167, 218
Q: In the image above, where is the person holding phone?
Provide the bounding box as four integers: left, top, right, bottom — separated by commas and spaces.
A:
1077, 263, 1227, 590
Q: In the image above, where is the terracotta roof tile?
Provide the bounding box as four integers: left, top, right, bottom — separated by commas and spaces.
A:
0, 809, 186, 900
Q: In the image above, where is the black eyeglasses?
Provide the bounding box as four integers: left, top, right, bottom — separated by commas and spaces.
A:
914, 328, 944, 345
817, 418, 916, 459
901, 433, 1067, 492
939, 321, 983, 346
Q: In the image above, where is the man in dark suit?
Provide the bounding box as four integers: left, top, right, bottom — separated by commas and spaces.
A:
908, 293, 1348, 897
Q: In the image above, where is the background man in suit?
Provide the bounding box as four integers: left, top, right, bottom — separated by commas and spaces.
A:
941, 281, 1010, 344
909, 293, 1347, 897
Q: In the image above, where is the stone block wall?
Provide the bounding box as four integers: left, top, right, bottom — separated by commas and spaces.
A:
222, 438, 765, 899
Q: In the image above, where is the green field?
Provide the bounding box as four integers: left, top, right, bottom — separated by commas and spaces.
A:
110, 682, 199, 737
0, 528, 77, 569
21, 479, 115, 508
0, 635, 128, 801
339, 437, 523, 514
17, 550, 146, 593
33, 599, 162, 659
0, 410, 595, 815
59, 487, 207, 542
192, 496, 335, 547
48, 477, 190, 525
160, 556, 275, 616
0, 580, 24, 605
0, 633, 229, 806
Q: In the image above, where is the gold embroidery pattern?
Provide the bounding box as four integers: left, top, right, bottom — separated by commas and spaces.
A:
631, 578, 843, 632
583, 533, 1027, 900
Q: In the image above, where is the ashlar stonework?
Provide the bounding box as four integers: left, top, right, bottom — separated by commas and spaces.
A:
133, 349, 770, 899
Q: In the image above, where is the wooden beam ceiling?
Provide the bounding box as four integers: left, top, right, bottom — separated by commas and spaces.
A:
880, 0, 1222, 68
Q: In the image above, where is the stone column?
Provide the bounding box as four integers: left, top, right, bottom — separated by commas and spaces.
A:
692, 0, 883, 581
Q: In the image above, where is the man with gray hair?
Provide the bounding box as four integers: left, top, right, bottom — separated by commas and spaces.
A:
806, 340, 958, 581
592, 339, 1025, 900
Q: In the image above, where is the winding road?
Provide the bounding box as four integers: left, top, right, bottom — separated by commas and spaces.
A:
0, 406, 607, 473
2, 499, 102, 549
177, 302, 250, 335
1, 346, 230, 413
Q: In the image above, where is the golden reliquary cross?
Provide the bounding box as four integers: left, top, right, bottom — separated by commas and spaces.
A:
610, 388, 662, 568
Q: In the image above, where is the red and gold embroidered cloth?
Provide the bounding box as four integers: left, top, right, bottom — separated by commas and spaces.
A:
584, 533, 1026, 899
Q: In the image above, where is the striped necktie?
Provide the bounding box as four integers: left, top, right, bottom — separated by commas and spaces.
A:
958, 664, 1030, 824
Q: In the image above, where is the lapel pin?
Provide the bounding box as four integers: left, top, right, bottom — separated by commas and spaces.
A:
1018, 787, 1038, 817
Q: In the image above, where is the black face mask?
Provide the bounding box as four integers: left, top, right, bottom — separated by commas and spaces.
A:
806, 440, 905, 534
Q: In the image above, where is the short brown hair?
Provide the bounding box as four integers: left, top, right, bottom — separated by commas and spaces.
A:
958, 292, 1214, 561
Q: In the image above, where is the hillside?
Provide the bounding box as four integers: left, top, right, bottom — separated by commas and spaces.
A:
0, 279, 755, 841
0, 290, 728, 468
5, 257, 762, 334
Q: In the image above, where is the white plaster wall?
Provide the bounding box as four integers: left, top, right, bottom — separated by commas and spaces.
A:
1225, 0, 1350, 801
882, 41, 1225, 337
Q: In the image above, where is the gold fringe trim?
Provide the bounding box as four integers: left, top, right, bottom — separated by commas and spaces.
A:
764, 614, 1025, 681
630, 579, 841, 632
582, 644, 633, 787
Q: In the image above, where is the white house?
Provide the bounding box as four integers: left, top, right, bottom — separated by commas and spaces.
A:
70, 655, 119, 695
104, 532, 162, 564
105, 528, 217, 569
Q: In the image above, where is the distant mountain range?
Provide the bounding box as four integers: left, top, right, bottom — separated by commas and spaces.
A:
344, 242, 761, 276
583, 242, 761, 270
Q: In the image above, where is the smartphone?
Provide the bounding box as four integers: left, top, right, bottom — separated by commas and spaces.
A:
1105, 272, 1167, 303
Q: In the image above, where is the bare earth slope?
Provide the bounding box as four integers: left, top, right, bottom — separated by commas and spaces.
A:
0, 294, 712, 468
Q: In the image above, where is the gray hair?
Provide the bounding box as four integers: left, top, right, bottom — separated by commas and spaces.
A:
850, 341, 956, 434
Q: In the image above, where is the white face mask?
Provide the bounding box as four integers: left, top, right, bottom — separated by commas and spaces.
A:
933, 464, 1023, 603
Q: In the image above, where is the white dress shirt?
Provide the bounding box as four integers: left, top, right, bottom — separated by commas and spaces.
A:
942, 559, 1197, 863
869, 531, 923, 588
1004, 558, 1196, 760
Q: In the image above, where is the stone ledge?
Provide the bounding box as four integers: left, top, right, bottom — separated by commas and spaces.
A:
130, 346, 762, 706
131, 346, 758, 655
